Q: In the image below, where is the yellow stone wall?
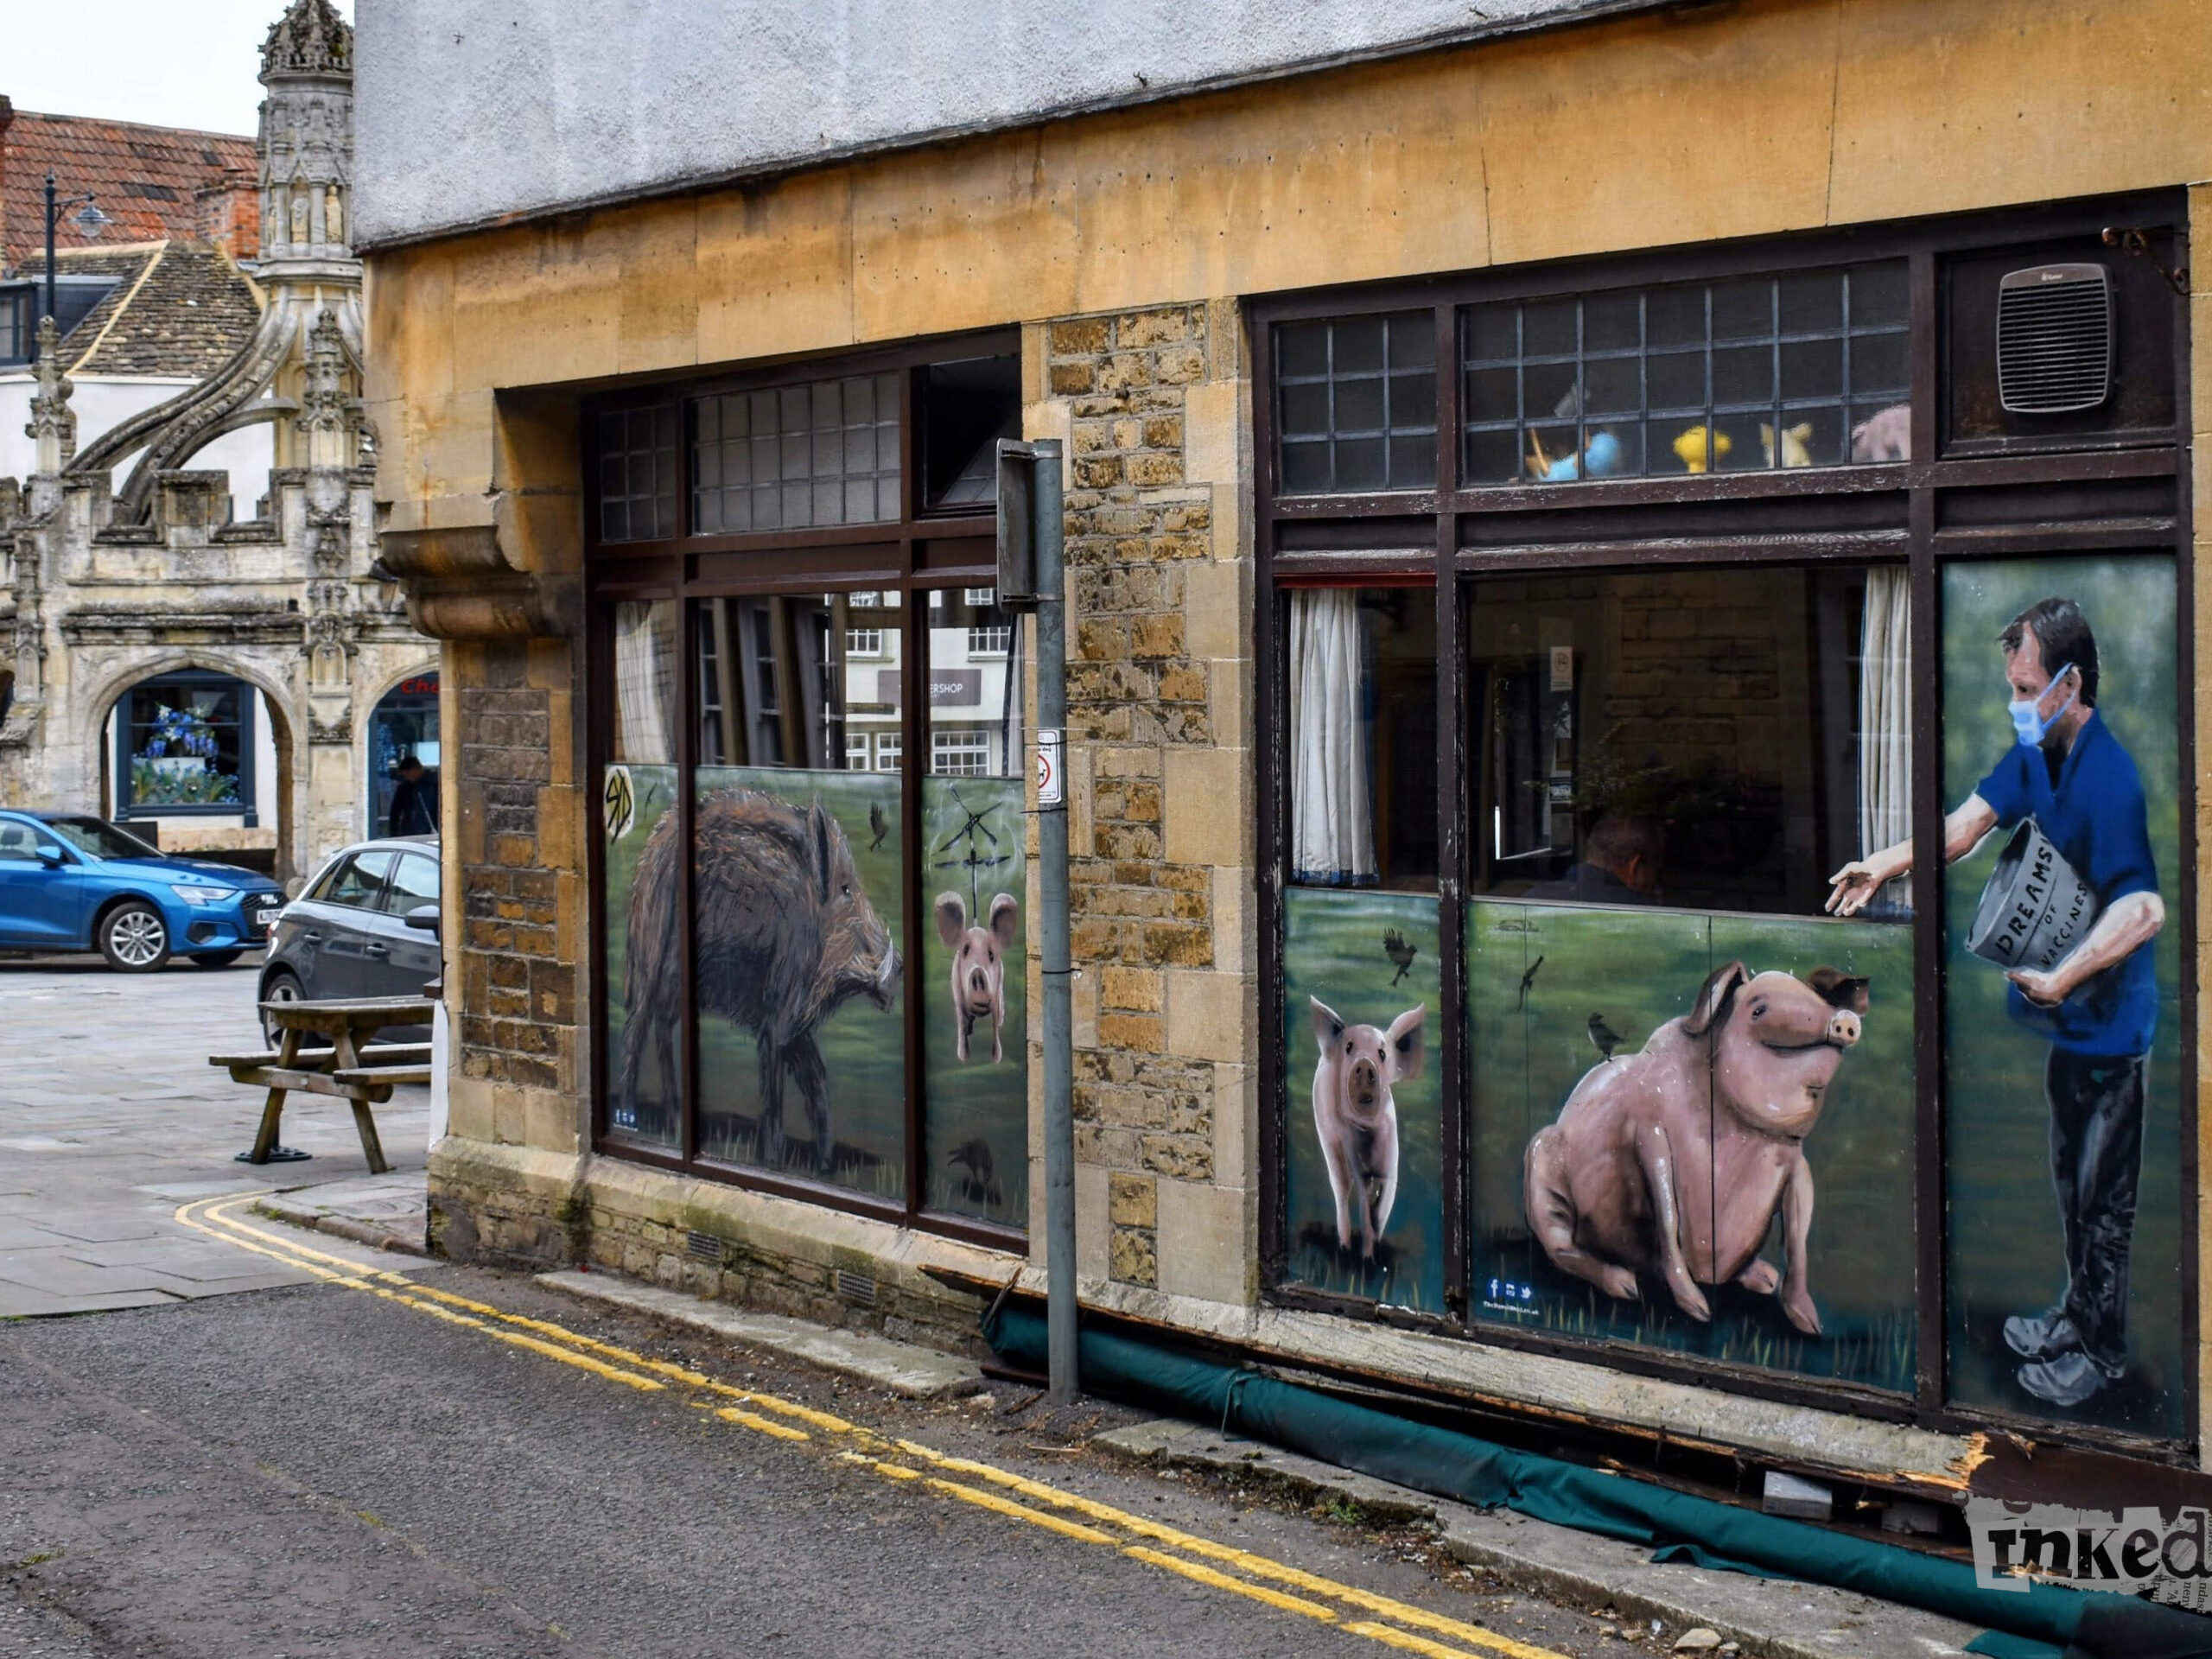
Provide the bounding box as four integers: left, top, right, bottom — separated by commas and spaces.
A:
372, 0, 2212, 1446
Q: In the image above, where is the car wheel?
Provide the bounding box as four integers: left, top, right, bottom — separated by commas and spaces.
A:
261, 968, 309, 1048
192, 950, 245, 969
99, 901, 171, 973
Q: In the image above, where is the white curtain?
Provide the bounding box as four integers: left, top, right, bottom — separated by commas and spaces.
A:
613, 599, 677, 765
1290, 588, 1375, 884
1858, 568, 1911, 910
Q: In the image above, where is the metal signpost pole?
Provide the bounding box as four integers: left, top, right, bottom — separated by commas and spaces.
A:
1031, 438, 1077, 1404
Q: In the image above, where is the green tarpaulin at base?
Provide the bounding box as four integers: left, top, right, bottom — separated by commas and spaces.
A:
982, 1305, 2212, 1659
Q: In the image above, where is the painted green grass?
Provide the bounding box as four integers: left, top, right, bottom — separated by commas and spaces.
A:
1281, 889, 1446, 1315
918, 775, 1029, 1230
1941, 556, 2185, 1440
600, 765, 1032, 1227
1469, 899, 1917, 1393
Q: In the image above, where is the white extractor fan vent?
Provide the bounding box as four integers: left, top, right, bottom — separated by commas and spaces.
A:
1997, 263, 2113, 415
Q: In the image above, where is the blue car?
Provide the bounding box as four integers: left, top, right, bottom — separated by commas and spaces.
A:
0, 810, 288, 972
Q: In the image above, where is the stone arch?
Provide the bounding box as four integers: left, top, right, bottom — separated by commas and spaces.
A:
360, 653, 442, 839
89, 650, 307, 883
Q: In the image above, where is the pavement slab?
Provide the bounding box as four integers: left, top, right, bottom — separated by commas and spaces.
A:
0, 958, 434, 1315
1096, 1419, 1984, 1659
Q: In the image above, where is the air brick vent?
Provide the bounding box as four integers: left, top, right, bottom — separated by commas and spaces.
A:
685, 1230, 724, 1264
835, 1268, 878, 1307
1997, 264, 2112, 415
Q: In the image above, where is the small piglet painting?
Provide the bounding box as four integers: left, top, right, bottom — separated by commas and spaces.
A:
1310, 997, 1425, 1260
1522, 962, 1869, 1337
937, 892, 1018, 1063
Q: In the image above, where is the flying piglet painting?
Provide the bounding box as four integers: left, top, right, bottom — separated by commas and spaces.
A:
1281, 889, 1446, 1313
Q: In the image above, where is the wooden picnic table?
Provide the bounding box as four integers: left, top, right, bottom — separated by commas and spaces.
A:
209, 995, 433, 1174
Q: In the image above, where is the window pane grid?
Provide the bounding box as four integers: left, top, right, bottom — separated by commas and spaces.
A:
691, 372, 901, 534
595, 405, 679, 542
1274, 310, 1438, 495
1460, 263, 1910, 486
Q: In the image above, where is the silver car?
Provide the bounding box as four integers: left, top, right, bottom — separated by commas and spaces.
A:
257, 835, 441, 1044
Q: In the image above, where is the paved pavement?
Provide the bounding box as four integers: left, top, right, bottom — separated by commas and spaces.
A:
0, 955, 430, 1315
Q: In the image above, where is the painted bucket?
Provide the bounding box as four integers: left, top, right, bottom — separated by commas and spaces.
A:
1966, 819, 2100, 973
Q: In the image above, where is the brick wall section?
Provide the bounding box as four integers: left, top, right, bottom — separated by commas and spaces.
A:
1048, 304, 1243, 1290
454, 638, 577, 1094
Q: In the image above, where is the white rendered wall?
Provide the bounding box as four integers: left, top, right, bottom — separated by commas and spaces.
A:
354, 0, 1656, 247
0, 373, 276, 517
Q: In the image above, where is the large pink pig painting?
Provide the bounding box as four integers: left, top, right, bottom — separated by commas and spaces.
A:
1522, 961, 1869, 1337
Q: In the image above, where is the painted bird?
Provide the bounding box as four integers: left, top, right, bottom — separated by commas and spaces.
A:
948, 1136, 1002, 1208
1382, 929, 1417, 985
1516, 955, 1545, 1011
868, 801, 890, 851
1587, 1013, 1625, 1063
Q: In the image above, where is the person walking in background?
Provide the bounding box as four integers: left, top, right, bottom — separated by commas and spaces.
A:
1827, 597, 2164, 1408
388, 754, 440, 837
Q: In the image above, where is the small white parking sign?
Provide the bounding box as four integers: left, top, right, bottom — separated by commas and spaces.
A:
1035, 729, 1063, 806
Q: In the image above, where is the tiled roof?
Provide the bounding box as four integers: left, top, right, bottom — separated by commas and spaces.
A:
16, 241, 262, 378
0, 104, 257, 266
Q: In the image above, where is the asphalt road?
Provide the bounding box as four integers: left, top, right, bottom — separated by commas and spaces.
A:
0, 1253, 1611, 1659
0, 957, 1612, 1659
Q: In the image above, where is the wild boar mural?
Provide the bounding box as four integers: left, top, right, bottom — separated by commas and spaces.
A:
624, 772, 906, 1186
1281, 888, 1445, 1313
1522, 960, 1869, 1338
602, 763, 680, 1148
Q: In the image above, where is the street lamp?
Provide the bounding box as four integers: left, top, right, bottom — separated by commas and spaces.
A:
42, 171, 111, 334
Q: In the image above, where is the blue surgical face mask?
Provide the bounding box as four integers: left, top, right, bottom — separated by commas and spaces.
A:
2008, 663, 2077, 747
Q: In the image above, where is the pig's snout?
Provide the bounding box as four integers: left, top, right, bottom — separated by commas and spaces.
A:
1827, 1008, 1860, 1047
1349, 1056, 1381, 1104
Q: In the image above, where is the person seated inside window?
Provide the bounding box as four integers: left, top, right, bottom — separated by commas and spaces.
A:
1524, 815, 1662, 905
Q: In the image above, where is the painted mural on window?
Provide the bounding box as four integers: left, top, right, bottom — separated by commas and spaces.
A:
603, 599, 681, 1148
1930, 556, 2182, 1437
1460, 565, 1916, 1388
922, 588, 1027, 1229
1280, 588, 1442, 1310
682, 595, 906, 1195
1282, 888, 1444, 1313
1470, 905, 1914, 1388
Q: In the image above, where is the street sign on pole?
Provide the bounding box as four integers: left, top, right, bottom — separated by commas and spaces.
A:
999, 436, 1076, 1404
995, 440, 1039, 611
1035, 728, 1063, 807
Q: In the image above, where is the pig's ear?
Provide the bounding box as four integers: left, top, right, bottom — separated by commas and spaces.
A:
988, 892, 1020, 947
1808, 967, 1870, 1014
809, 802, 836, 901
1385, 1007, 1426, 1083
1685, 960, 1749, 1035
935, 892, 967, 947
1311, 997, 1345, 1055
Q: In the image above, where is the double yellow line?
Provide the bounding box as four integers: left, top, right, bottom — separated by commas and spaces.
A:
177, 1193, 1570, 1659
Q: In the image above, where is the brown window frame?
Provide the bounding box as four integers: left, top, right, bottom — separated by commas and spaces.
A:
1252, 194, 2196, 1460
582, 327, 1026, 1254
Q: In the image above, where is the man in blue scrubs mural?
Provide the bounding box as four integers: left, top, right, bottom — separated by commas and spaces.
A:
1828, 598, 2165, 1408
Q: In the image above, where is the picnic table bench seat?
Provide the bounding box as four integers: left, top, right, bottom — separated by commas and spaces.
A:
212, 996, 434, 1174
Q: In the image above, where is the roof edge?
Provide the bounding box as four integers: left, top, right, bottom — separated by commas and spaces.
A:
357, 0, 1680, 255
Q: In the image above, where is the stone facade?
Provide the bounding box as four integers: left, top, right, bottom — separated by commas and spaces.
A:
1033, 302, 1256, 1303
0, 0, 429, 876
367, 0, 2212, 1477
449, 637, 579, 1096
